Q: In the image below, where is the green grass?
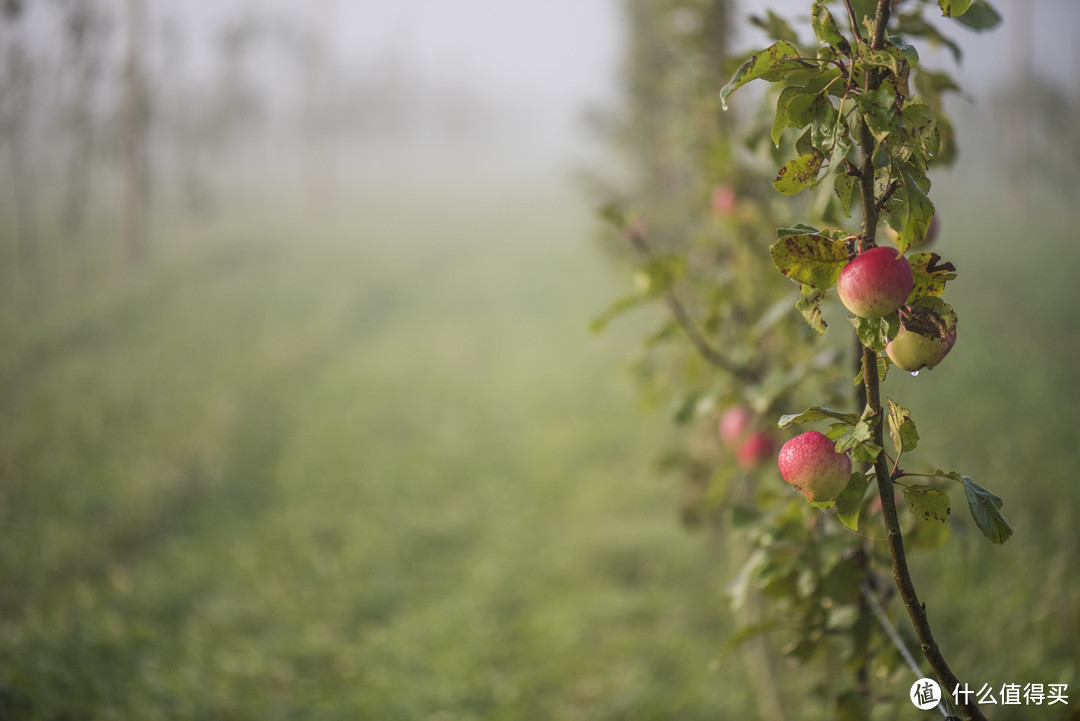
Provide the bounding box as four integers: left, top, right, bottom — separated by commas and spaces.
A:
0, 180, 756, 719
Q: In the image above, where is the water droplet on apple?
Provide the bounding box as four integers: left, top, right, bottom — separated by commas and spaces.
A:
910, 370, 920, 377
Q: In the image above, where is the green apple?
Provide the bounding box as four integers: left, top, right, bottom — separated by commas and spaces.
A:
886, 297, 957, 371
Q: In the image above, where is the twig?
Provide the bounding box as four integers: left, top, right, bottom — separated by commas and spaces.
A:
842, 0, 865, 44
861, 582, 951, 718
622, 224, 758, 383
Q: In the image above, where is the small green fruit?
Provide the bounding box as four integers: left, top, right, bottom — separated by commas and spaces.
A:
886, 298, 957, 371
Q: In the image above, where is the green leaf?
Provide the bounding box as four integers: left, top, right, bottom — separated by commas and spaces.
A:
887, 398, 919, 455
718, 620, 781, 659
897, 14, 962, 63
953, 0, 1002, 31
809, 97, 842, 152
835, 472, 871, 530
634, 254, 685, 296
853, 316, 892, 353
772, 86, 803, 146
749, 10, 801, 44
961, 476, 1013, 544
811, 2, 850, 53
890, 163, 935, 254
835, 690, 873, 721
903, 485, 951, 522
860, 86, 903, 137
939, 0, 973, 18
777, 407, 859, 428
907, 252, 957, 302
769, 233, 849, 288
671, 391, 706, 425
855, 356, 890, 386
834, 422, 881, 465
833, 171, 856, 218
589, 294, 646, 333
888, 36, 920, 67
796, 285, 827, 334
721, 41, 808, 109
913, 69, 961, 108
772, 152, 824, 195
856, 42, 908, 77
777, 223, 821, 238
901, 99, 940, 160
785, 90, 820, 129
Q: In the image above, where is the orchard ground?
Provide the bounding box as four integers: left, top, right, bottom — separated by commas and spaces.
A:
0, 168, 1076, 719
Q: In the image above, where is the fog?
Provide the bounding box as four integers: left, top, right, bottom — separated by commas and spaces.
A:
2, 0, 1076, 221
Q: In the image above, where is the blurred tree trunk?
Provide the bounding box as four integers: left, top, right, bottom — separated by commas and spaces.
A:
122, 0, 149, 266
59, 0, 108, 240
618, 3, 786, 719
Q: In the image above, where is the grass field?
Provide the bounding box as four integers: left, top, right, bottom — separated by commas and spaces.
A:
1, 169, 1077, 720
0, 176, 763, 720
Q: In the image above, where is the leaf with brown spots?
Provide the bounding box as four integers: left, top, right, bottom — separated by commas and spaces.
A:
769, 233, 849, 290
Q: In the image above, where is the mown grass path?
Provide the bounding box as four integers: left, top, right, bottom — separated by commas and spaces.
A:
0, 181, 750, 720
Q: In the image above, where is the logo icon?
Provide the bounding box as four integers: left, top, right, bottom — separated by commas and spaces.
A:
911, 678, 942, 710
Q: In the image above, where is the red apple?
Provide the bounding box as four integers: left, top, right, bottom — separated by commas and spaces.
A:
886, 298, 957, 371
718, 405, 752, 446
837, 246, 914, 319
711, 184, 737, 216
737, 431, 776, 469
777, 431, 852, 503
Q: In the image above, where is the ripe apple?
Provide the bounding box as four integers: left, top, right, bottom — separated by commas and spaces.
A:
737, 431, 776, 470
886, 297, 957, 371
777, 430, 852, 503
837, 246, 914, 319
711, 184, 737, 217
718, 405, 752, 446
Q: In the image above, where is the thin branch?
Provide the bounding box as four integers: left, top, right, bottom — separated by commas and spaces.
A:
876, 180, 901, 214
861, 582, 951, 719
622, 224, 758, 383
854, 5, 987, 717
842, 0, 865, 45
862, 348, 986, 721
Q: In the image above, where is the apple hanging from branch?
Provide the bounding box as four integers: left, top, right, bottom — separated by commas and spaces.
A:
886, 297, 958, 371
777, 430, 853, 503
837, 246, 914, 319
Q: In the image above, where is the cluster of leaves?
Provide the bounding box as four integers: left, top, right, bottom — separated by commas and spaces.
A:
721, 0, 1009, 546
595, 0, 1010, 717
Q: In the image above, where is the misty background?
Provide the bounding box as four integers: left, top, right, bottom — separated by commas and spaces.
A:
1, 1, 1078, 718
